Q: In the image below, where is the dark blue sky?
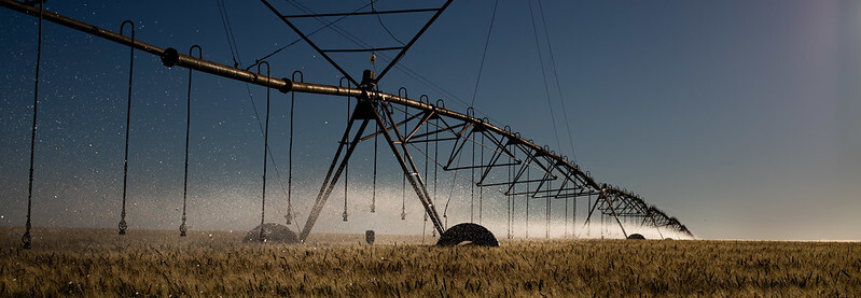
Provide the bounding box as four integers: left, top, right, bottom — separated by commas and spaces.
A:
1, 0, 859, 240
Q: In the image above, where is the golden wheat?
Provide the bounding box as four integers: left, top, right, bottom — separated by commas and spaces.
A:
1, 227, 859, 297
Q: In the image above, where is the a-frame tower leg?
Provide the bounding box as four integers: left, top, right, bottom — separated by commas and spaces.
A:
583, 189, 628, 238
298, 97, 446, 242
298, 108, 370, 242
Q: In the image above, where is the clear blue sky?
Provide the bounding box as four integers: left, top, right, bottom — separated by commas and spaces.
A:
1, 0, 858, 240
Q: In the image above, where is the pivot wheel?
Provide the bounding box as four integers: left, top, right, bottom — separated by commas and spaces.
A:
243, 223, 300, 244
436, 223, 499, 247
626, 233, 646, 240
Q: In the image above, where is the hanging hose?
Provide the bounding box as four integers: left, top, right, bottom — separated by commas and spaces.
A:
587, 193, 592, 237
118, 20, 136, 236
572, 187, 577, 238
258, 62, 271, 242
285, 71, 302, 225
342, 77, 350, 222
601, 210, 605, 239
506, 149, 511, 239
507, 136, 513, 239
479, 130, 484, 224
22, 1, 45, 250
468, 108, 475, 223
369, 51, 378, 215
546, 181, 551, 239
400, 89, 408, 221
180, 45, 202, 237
525, 165, 530, 239
565, 195, 569, 238
421, 96, 429, 240
371, 112, 377, 213
470, 133, 475, 222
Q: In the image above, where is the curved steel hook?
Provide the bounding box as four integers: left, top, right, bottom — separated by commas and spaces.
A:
339, 76, 352, 89
398, 87, 408, 99
292, 70, 304, 83
188, 45, 202, 59
120, 20, 135, 39
436, 99, 445, 109
466, 107, 475, 118
419, 94, 429, 105
257, 61, 271, 78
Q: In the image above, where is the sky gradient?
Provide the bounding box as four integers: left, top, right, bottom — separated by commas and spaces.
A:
1, 0, 859, 240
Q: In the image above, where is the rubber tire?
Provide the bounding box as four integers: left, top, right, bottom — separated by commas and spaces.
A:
243, 223, 300, 244
626, 233, 646, 240
436, 223, 499, 247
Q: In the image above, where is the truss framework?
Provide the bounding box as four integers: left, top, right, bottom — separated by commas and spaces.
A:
260, 0, 454, 87
298, 88, 695, 240
1, 0, 694, 242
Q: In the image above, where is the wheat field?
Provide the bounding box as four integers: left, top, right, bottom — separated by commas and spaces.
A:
1, 227, 859, 297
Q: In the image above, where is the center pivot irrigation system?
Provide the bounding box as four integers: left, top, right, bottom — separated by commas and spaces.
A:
5, 0, 693, 248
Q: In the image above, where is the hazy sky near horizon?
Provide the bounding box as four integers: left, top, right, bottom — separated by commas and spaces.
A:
1, 0, 859, 240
